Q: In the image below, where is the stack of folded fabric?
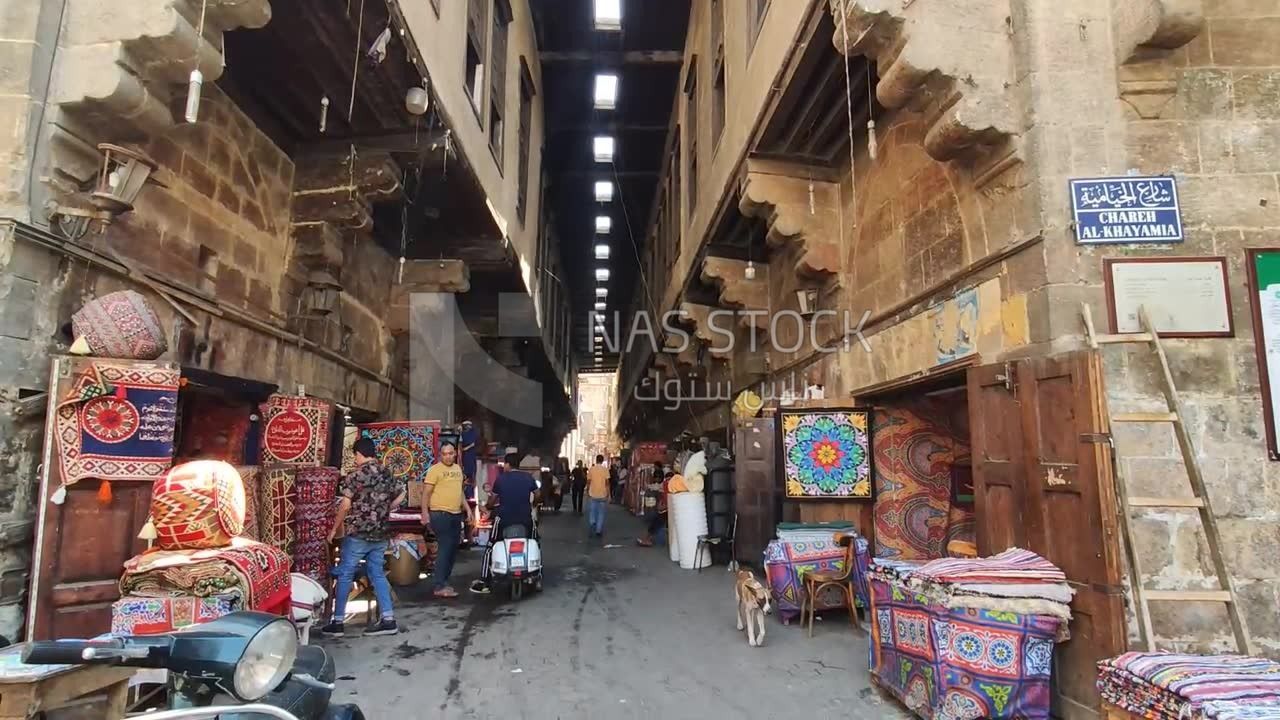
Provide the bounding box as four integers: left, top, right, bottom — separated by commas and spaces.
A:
1099, 652, 1280, 720
116, 461, 293, 635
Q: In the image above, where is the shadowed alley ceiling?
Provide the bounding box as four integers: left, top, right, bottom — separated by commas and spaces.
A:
531, 0, 690, 371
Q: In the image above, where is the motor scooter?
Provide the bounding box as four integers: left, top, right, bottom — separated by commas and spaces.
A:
487, 508, 544, 601
21, 611, 364, 719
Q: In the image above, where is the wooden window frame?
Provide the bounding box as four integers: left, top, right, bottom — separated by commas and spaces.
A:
465, 0, 488, 123
748, 0, 770, 54
516, 57, 536, 224
684, 55, 699, 219
488, 0, 513, 172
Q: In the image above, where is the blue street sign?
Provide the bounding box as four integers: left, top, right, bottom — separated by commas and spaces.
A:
1069, 176, 1184, 244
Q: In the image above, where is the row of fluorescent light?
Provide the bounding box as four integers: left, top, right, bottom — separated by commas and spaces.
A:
592, 0, 621, 366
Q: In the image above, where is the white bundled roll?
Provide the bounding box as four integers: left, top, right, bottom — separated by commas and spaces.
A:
672, 492, 711, 570
668, 494, 680, 563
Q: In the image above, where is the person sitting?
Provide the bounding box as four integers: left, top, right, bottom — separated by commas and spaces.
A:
636, 470, 673, 548
470, 451, 539, 595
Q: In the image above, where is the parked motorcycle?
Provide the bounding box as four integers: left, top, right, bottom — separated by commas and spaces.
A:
487, 522, 544, 601
21, 611, 363, 719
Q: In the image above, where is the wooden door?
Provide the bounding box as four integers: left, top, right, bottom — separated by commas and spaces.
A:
967, 362, 1026, 554
1016, 352, 1126, 720
732, 416, 776, 566
28, 358, 174, 640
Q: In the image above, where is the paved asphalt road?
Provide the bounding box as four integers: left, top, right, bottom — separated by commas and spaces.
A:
322, 504, 901, 719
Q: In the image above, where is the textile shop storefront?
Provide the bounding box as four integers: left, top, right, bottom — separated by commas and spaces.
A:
729, 348, 1129, 720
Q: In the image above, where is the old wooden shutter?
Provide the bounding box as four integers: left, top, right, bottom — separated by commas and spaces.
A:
968, 352, 1127, 720
28, 358, 172, 640
967, 362, 1026, 554
732, 416, 777, 565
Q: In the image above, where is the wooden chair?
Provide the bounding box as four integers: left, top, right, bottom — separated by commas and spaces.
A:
694, 512, 737, 572
801, 533, 863, 637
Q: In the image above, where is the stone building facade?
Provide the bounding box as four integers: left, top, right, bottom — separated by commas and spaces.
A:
617, 0, 1280, 667
0, 0, 573, 641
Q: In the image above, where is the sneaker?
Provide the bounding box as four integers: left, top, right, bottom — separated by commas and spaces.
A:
469, 580, 491, 595
320, 621, 345, 638
364, 618, 399, 636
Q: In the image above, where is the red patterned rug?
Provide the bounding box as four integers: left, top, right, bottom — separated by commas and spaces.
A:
121, 537, 291, 613
259, 465, 297, 555
293, 467, 338, 581
260, 395, 331, 466
71, 290, 167, 360
54, 363, 179, 486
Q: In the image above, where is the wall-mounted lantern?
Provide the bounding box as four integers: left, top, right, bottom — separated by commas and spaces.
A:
303, 269, 342, 316
796, 288, 819, 316
48, 144, 163, 240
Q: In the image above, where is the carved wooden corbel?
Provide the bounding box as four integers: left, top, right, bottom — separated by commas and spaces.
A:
738, 159, 841, 282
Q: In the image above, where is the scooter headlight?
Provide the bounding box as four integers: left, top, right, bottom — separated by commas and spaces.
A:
233, 617, 297, 701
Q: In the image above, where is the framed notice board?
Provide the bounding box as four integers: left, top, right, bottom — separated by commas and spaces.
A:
1246, 249, 1280, 460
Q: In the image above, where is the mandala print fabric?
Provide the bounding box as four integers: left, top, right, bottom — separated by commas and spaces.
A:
869, 578, 1061, 720
781, 409, 872, 500
358, 421, 440, 504
55, 362, 179, 486
71, 290, 168, 360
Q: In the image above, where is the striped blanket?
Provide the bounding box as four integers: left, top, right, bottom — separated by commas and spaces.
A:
1099, 653, 1280, 720
912, 547, 1066, 584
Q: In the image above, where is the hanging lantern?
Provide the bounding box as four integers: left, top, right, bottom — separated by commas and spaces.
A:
744, 260, 756, 280
303, 269, 342, 316
796, 288, 819, 316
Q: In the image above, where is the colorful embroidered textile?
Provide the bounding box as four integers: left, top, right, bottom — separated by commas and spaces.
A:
340, 424, 359, 476
111, 593, 239, 636
913, 548, 1066, 585
869, 578, 1061, 720
177, 396, 252, 464
260, 395, 331, 466
71, 290, 167, 360
780, 408, 872, 500
358, 421, 440, 504
872, 407, 955, 559
259, 465, 297, 555
946, 505, 977, 556
121, 537, 291, 613
55, 363, 178, 486
763, 535, 870, 623
151, 460, 246, 550
236, 466, 261, 541
293, 466, 338, 581
1099, 653, 1280, 720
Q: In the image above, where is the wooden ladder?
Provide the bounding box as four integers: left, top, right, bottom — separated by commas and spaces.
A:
1081, 304, 1254, 656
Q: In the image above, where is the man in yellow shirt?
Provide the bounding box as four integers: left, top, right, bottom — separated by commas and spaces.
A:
421, 443, 472, 598
586, 454, 610, 538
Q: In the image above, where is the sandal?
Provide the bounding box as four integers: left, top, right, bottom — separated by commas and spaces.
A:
636, 538, 653, 547
434, 587, 459, 598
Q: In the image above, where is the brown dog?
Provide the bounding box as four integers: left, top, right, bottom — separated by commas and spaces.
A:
735, 569, 773, 647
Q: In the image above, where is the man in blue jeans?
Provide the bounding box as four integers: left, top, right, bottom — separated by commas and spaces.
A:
323, 438, 404, 637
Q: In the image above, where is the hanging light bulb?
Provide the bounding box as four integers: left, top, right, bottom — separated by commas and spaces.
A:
320, 95, 330, 133
184, 68, 203, 123
867, 119, 878, 160
808, 180, 816, 215
398, 255, 406, 283
744, 260, 756, 280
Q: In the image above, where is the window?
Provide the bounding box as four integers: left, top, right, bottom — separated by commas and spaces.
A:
749, 0, 769, 53
488, 0, 512, 168
517, 57, 535, 223
711, 0, 726, 149
683, 57, 699, 217
465, 0, 488, 116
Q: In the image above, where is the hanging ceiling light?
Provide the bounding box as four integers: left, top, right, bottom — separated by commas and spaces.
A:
595, 243, 610, 259
594, 181, 613, 202
595, 287, 608, 298
593, 136, 615, 163
594, 0, 622, 30
594, 73, 618, 110
595, 267, 610, 281
594, 301, 606, 311
595, 216, 611, 234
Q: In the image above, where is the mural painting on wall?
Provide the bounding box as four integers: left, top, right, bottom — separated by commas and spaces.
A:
780, 408, 874, 500
930, 287, 979, 366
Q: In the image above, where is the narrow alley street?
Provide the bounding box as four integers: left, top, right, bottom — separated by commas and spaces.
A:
324, 505, 899, 719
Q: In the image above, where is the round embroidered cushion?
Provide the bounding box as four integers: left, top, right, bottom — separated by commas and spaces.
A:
151, 460, 247, 550
71, 290, 168, 360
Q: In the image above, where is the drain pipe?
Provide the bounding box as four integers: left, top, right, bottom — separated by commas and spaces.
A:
21, 0, 68, 229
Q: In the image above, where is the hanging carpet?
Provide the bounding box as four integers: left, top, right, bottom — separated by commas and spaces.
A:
260, 395, 331, 466
293, 466, 338, 582
358, 421, 440, 504
779, 408, 873, 500
259, 465, 298, 555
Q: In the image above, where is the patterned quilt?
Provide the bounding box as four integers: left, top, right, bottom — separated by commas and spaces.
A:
121, 537, 291, 614
763, 535, 870, 622
1099, 653, 1280, 720
869, 578, 1061, 720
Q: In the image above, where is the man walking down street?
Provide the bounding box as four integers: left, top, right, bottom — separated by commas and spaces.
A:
324, 438, 403, 638
587, 454, 610, 538
422, 443, 473, 599
570, 460, 588, 515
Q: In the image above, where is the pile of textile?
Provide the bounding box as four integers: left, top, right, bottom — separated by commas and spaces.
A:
867, 548, 1071, 720
869, 547, 1075, 635
1098, 652, 1280, 720
117, 461, 292, 635
763, 524, 870, 623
